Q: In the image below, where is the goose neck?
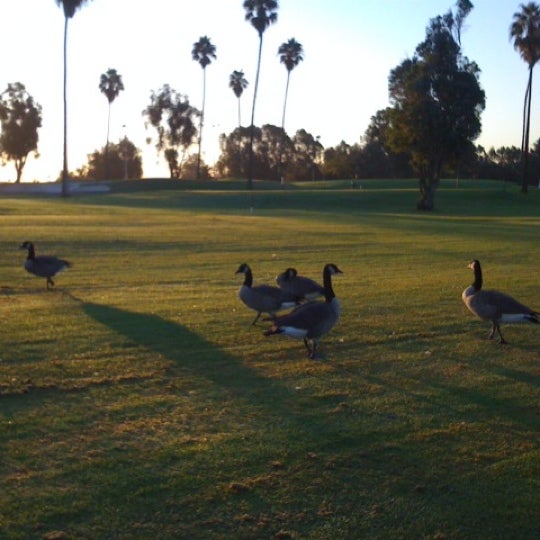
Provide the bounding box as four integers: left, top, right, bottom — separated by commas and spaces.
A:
323, 270, 335, 302
472, 263, 482, 291
243, 268, 253, 287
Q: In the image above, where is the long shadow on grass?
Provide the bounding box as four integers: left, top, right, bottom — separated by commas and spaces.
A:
81, 301, 343, 446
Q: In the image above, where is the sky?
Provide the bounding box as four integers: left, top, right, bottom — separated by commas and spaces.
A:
0, 0, 533, 182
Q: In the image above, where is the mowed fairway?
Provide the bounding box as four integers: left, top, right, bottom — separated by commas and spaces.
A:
1, 179, 540, 539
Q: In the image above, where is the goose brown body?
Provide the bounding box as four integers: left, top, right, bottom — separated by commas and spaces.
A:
20, 241, 71, 289
276, 267, 324, 302
265, 263, 342, 359
462, 259, 539, 344
236, 263, 299, 325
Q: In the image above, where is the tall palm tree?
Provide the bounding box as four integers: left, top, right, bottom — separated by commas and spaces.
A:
229, 70, 249, 127
55, 0, 92, 197
278, 38, 303, 183
99, 68, 124, 179
243, 0, 278, 190
278, 38, 303, 131
510, 2, 540, 193
192, 36, 216, 180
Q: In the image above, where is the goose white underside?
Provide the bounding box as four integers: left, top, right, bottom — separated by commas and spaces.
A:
278, 326, 309, 339
500, 313, 536, 323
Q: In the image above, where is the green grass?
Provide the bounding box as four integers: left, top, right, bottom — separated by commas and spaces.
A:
1, 178, 540, 539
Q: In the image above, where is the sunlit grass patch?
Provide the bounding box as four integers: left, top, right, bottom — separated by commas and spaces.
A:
1, 179, 540, 538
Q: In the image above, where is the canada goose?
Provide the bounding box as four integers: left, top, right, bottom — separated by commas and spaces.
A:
19, 241, 71, 289
276, 267, 324, 302
264, 263, 343, 359
236, 263, 299, 325
462, 259, 539, 344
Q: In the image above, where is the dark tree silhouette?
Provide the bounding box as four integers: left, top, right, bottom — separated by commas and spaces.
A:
192, 35, 216, 179
99, 68, 124, 179
55, 0, 92, 197
510, 2, 540, 193
0, 83, 43, 182
243, 0, 278, 190
386, 6, 485, 210
142, 85, 200, 179
229, 70, 249, 127
277, 37, 303, 182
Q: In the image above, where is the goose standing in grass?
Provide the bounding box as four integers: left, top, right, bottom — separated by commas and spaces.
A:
276, 267, 324, 302
20, 241, 71, 289
462, 259, 539, 344
236, 263, 299, 325
264, 263, 343, 359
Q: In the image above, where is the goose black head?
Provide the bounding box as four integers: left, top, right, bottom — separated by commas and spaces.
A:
235, 263, 251, 275
325, 263, 343, 276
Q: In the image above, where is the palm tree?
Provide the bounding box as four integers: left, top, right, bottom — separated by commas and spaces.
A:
510, 2, 540, 193
192, 36, 217, 180
229, 70, 249, 127
278, 38, 303, 183
99, 68, 124, 179
243, 0, 278, 190
55, 0, 92, 197
278, 38, 303, 131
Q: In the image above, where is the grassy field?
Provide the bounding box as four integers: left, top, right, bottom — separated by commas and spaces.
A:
1, 178, 539, 539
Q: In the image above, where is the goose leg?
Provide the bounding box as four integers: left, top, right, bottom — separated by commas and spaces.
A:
303, 338, 312, 357
495, 324, 507, 345
309, 340, 320, 360
47, 277, 55, 289
251, 312, 262, 326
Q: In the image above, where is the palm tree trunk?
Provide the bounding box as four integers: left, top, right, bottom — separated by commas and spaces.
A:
105, 102, 111, 180
278, 71, 291, 184
197, 68, 207, 180
521, 78, 530, 153
237, 97, 241, 128
61, 16, 69, 197
522, 65, 534, 193
247, 34, 263, 191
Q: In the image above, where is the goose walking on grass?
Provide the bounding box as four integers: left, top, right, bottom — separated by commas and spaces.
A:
264, 263, 343, 359
20, 241, 71, 289
236, 263, 299, 326
276, 267, 324, 302
462, 259, 539, 344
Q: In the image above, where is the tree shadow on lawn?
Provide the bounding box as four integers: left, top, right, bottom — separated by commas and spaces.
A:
81, 301, 340, 443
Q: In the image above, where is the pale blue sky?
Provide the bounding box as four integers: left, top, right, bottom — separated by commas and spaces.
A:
0, 0, 532, 181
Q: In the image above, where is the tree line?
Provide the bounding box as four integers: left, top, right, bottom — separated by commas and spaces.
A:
1, 1, 540, 210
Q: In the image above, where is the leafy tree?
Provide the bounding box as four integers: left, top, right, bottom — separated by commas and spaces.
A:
289, 129, 323, 181
55, 0, 92, 196
142, 84, 200, 179
216, 124, 293, 180
181, 153, 211, 180
216, 126, 255, 178
74, 138, 142, 180
99, 68, 124, 178
454, 0, 473, 45
243, 0, 278, 188
363, 108, 413, 178
192, 36, 216, 179
322, 141, 356, 179
229, 70, 249, 127
510, 2, 540, 193
0, 83, 42, 183
386, 4, 485, 210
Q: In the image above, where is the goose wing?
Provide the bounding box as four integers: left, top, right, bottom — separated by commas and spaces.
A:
26, 256, 71, 277
270, 300, 339, 338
